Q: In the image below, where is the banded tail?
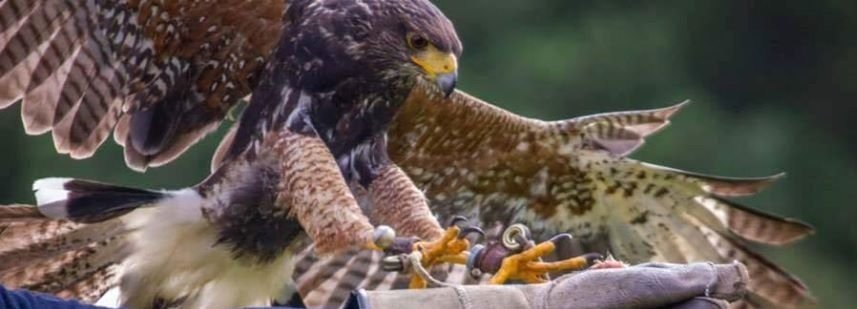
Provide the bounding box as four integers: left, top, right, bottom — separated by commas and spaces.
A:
0, 178, 167, 302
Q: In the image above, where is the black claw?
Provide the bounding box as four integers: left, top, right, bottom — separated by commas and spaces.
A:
583, 252, 605, 266
458, 226, 485, 240
448, 216, 469, 227
548, 233, 573, 244
550, 233, 579, 260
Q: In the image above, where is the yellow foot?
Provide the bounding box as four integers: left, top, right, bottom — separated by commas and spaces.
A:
488, 233, 602, 284
370, 218, 484, 289
408, 218, 485, 288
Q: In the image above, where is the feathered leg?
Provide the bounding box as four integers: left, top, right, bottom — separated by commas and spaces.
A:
368, 165, 443, 240
271, 128, 377, 253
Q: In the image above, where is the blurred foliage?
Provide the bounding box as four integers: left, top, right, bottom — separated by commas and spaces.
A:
1, 0, 855, 307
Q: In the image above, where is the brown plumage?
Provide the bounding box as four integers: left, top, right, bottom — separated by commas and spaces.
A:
270, 128, 375, 253
0, 0, 282, 170
0, 0, 813, 308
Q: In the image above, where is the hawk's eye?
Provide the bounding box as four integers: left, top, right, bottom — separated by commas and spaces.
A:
408, 34, 430, 50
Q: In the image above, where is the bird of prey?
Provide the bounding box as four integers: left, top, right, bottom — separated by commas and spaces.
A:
290, 91, 815, 308
0, 0, 814, 308
2, 0, 599, 308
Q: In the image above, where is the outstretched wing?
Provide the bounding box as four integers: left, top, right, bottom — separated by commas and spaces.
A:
0, 0, 284, 170
388, 82, 686, 190
293, 83, 815, 308
392, 84, 814, 308
388, 82, 691, 233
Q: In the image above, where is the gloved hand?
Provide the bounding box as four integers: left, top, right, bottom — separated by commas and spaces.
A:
347, 262, 749, 309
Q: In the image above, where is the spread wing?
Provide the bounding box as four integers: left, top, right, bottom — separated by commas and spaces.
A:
392, 84, 815, 308
0, 0, 284, 171
293, 83, 815, 308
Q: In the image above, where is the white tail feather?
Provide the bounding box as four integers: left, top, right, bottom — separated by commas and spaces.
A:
33, 178, 74, 219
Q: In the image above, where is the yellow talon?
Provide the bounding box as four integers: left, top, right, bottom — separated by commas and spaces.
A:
409, 225, 473, 288
370, 222, 483, 289
489, 240, 598, 285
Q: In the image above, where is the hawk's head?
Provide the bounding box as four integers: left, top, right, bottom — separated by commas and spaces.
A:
286, 0, 462, 98
368, 0, 462, 97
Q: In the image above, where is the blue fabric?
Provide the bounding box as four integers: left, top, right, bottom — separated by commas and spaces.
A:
343, 290, 368, 309
0, 285, 109, 309
0, 285, 312, 309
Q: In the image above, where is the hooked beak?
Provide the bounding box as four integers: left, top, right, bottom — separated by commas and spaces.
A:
435, 72, 458, 98
411, 48, 459, 98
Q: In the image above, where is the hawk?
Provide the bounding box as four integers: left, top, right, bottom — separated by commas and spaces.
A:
0, 0, 813, 308
3, 0, 594, 308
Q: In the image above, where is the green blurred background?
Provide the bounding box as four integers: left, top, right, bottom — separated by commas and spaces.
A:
1, 0, 855, 307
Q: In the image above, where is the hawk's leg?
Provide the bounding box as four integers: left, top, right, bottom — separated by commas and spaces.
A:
368, 164, 444, 240
362, 139, 479, 289
274, 127, 477, 280
272, 128, 388, 253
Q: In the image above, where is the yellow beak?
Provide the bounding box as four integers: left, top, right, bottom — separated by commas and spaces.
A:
411, 47, 458, 97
